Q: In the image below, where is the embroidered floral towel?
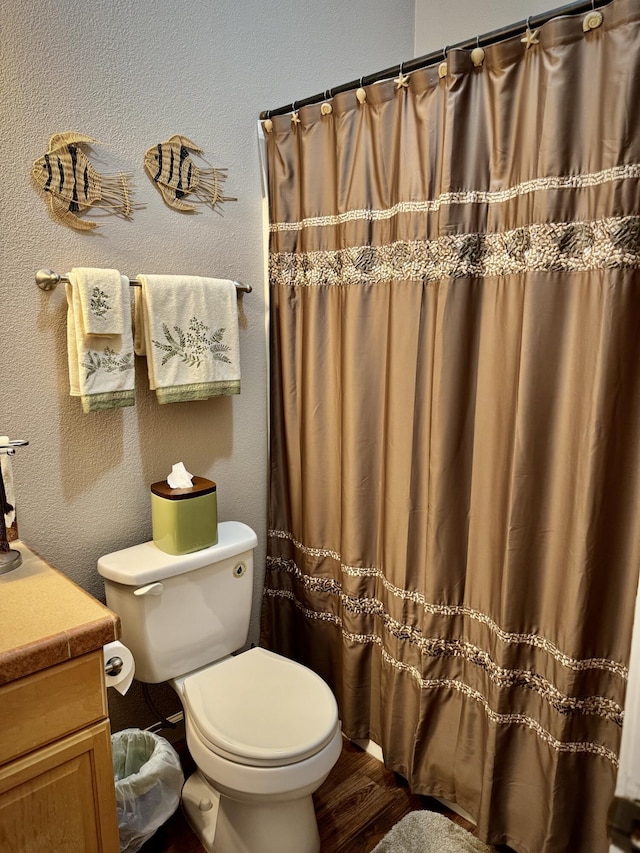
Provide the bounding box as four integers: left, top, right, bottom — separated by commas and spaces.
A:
71, 267, 124, 334
66, 270, 135, 413
134, 274, 240, 404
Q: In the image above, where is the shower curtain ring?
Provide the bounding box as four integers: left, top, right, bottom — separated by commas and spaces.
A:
471, 36, 485, 67
394, 61, 410, 90
583, 0, 603, 30
291, 101, 301, 125
521, 16, 540, 47
321, 90, 334, 115
356, 76, 367, 104
438, 46, 449, 78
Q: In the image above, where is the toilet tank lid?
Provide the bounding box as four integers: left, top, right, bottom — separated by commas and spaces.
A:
97, 520, 258, 586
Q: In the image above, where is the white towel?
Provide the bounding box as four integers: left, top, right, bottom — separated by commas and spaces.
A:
66, 271, 135, 413
134, 274, 240, 404
71, 267, 124, 335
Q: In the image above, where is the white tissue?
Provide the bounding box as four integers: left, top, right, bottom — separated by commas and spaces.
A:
103, 641, 135, 695
167, 461, 193, 489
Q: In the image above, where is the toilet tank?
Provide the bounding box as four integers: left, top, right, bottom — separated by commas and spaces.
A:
98, 521, 258, 683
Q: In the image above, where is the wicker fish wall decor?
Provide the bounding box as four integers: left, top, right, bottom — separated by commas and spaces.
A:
31, 132, 137, 231
143, 135, 236, 213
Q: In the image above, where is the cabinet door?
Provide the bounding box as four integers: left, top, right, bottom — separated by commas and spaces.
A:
0, 719, 120, 853
0, 652, 107, 767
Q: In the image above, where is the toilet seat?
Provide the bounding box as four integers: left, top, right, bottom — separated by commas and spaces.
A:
181, 647, 339, 768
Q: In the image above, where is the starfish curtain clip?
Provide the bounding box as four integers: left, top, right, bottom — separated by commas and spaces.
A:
521, 22, 540, 48
394, 64, 410, 90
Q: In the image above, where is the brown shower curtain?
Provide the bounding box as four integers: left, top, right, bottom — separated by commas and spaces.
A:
261, 1, 640, 850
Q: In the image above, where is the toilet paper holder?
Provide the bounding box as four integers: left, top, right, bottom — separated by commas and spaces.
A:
102, 641, 135, 695
105, 655, 124, 676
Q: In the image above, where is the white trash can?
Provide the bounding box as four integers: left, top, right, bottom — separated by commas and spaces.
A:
111, 728, 184, 853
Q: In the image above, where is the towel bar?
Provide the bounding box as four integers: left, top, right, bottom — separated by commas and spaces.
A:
35, 269, 252, 294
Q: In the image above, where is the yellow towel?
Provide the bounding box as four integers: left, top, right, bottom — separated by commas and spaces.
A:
134, 274, 240, 404
66, 271, 135, 412
71, 267, 125, 334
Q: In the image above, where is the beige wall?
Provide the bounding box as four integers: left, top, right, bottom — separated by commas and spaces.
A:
1, 0, 414, 731
415, 0, 555, 55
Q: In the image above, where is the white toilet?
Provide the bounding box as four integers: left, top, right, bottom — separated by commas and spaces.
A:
98, 521, 341, 853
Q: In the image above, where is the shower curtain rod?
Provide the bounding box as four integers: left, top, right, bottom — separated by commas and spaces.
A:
260, 0, 608, 119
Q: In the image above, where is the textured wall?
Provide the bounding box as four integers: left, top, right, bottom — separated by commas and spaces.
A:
414, 0, 555, 55
1, 0, 414, 730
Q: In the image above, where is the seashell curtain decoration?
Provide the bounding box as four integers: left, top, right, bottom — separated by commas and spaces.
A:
143, 135, 236, 213
31, 132, 138, 231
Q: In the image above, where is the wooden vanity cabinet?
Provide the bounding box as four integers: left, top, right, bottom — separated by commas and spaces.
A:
0, 649, 120, 852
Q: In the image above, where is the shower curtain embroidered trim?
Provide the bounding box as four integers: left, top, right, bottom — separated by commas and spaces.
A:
266, 525, 628, 764
377, 649, 620, 765
269, 162, 640, 232
270, 215, 640, 287
264, 579, 623, 726
268, 530, 628, 677
266, 553, 627, 697
264, 585, 621, 768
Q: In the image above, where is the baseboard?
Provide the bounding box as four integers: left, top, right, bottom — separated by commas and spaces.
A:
352, 736, 385, 763
350, 736, 476, 826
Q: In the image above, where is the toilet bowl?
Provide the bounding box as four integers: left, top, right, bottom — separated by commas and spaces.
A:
173, 647, 342, 853
97, 522, 341, 853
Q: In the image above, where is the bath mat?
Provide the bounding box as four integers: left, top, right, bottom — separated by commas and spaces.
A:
372, 810, 494, 853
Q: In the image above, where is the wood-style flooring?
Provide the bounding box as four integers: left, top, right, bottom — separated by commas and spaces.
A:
140, 738, 515, 852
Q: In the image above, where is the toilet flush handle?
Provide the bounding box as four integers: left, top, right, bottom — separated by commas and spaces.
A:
134, 582, 164, 597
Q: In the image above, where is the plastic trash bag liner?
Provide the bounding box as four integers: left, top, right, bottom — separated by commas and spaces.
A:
112, 728, 184, 853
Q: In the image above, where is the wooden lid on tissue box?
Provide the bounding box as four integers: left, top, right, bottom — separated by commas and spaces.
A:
151, 476, 217, 500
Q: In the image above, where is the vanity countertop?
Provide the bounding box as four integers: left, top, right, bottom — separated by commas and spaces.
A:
0, 541, 120, 685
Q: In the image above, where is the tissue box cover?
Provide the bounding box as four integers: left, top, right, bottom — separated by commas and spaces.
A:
150, 476, 218, 555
